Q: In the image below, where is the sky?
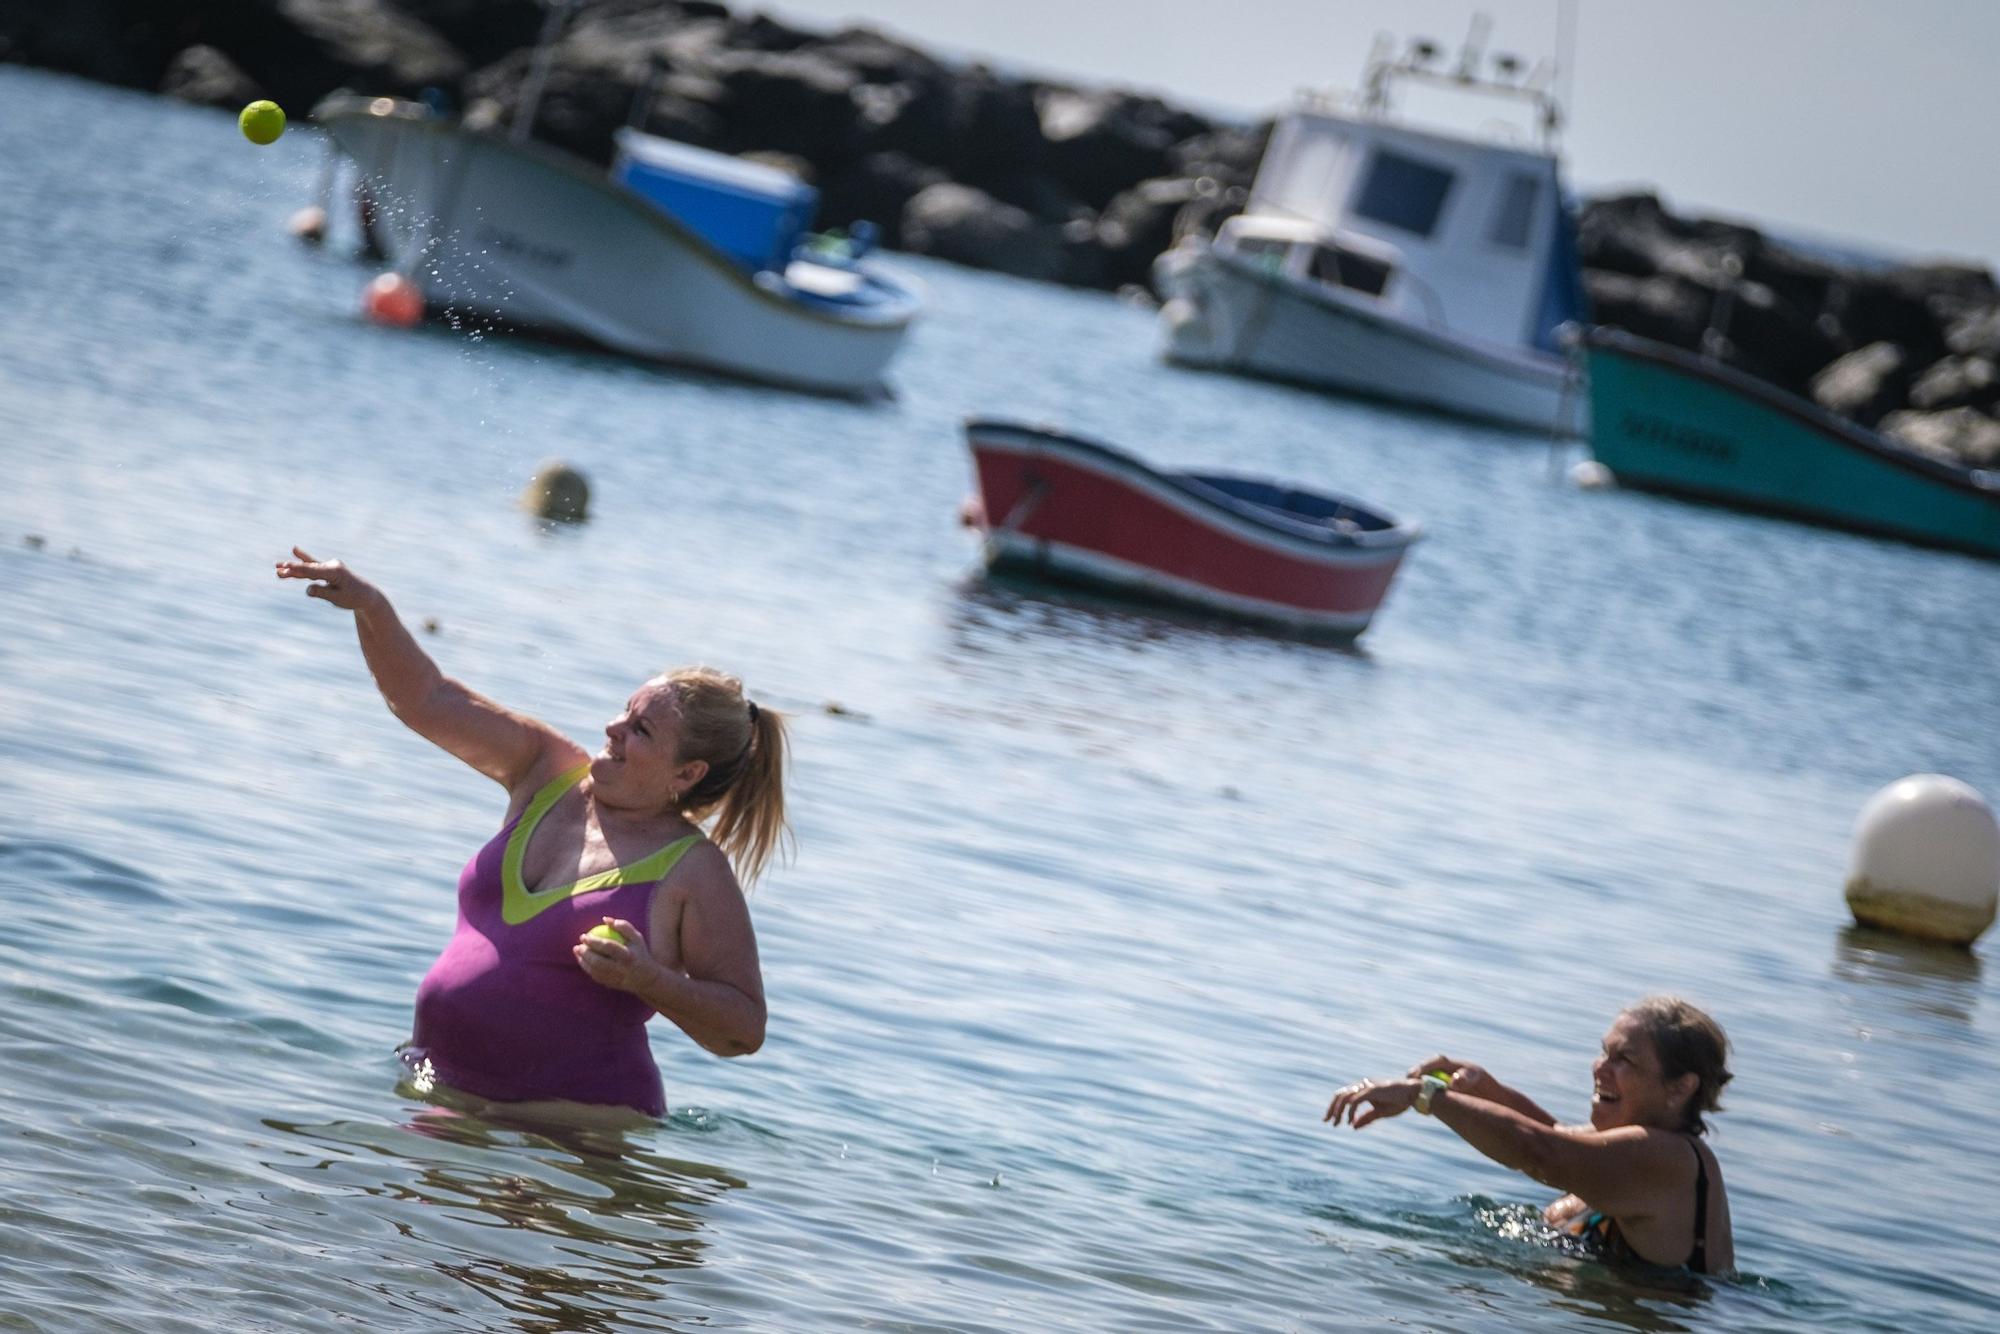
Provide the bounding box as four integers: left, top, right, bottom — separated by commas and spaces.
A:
767, 0, 2000, 272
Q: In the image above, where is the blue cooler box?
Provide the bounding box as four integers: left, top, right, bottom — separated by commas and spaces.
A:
612, 129, 819, 272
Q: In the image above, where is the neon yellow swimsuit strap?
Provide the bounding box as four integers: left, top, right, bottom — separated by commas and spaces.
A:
501, 763, 702, 925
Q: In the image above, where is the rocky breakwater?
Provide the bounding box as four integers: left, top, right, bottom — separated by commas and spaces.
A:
1580, 193, 2000, 470
5, 0, 1268, 294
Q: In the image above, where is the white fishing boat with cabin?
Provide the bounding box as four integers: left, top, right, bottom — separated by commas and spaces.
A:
1153, 25, 1586, 435
310, 7, 919, 396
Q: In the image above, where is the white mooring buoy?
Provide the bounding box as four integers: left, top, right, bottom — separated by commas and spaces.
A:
1569, 459, 1615, 491
1845, 774, 1999, 947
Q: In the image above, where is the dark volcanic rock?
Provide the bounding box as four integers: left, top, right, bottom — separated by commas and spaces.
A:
466, 51, 630, 162
1582, 270, 1711, 350
160, 43, 261, 107
1946, 306, 2000, 360
0, 0, 191, 90
1712, 276, 1843, 398
3, 0, 462, 112
1908, 354, 2000, 413
1167, 121, 1271, 190
807, 25, 946, 86
387, 0, 547, 66
1033, 87, 1179, 209
213, 0, 467, 110
705, 48, 864, 163
902, 182, 1067, 283
1878, 407, 2000, 468
817, 151, 947, 246
1810, 343, 1912, 427
1096, 176, 1214, 291
942, 67, 1046, 185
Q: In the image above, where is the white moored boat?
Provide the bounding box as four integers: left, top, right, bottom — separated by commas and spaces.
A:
1153, 27, 1586, 435
314, 94, 921, 396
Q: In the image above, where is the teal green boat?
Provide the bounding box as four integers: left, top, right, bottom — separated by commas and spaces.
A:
1581, 327, 2000, 559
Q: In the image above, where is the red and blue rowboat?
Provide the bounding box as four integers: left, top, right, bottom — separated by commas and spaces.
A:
964, 418, 1421, 638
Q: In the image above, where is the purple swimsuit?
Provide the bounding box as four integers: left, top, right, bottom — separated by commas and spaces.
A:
403, 766, 697, 1116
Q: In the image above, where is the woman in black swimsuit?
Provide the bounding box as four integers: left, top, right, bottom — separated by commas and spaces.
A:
1324, 996, 1735, 1273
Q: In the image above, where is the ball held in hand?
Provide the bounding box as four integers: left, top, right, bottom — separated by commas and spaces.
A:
239, 100, 286, 145
584, 923, 631, 948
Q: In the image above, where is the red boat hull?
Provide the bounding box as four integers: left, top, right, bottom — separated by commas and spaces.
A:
966, 421, 1418, 638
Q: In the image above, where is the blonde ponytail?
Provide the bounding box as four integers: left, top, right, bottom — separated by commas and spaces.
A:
664, 667, 792, 887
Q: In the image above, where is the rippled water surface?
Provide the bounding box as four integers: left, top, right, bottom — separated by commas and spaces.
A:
4, 68, 1998, 1331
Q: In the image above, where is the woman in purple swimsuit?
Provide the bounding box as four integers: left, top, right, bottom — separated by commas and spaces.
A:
278, 548, 784, 1124
1323, 997, 1736, 1273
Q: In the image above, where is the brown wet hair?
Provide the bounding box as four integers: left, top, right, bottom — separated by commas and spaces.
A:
1622, 995, 1733, 1135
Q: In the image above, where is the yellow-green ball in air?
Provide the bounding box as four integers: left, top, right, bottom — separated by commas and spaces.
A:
584, 924, 631, 948
239, 100, 286, 145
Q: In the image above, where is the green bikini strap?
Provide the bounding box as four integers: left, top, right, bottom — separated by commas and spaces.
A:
500, 763, 702, 925
503, 763, 590, 888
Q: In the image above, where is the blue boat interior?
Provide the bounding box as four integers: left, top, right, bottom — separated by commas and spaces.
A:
613, 132, 817, 272
1181, 472, 1397, 533
612, 131, 917, 315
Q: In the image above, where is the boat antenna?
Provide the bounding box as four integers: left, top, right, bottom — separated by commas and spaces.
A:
1554, 0, 1577, 132
1455, 13, 1493, 83
512, 0, 578, 145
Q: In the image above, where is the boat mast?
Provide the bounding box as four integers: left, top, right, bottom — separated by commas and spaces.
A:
512, 0, 578, 144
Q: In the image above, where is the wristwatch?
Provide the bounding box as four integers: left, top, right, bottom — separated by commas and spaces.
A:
1416, 1071, 1452, 1115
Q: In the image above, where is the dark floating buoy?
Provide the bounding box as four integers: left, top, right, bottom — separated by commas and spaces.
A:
422, 616, 441, 635
363, 272, 424, 328
522, 461, 591, 523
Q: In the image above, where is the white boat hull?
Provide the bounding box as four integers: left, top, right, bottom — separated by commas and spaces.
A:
320, 100, 915, 395
1155, 244, 1584, 436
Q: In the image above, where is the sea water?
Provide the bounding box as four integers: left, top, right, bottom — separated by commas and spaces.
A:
1, 67, 1996, 1331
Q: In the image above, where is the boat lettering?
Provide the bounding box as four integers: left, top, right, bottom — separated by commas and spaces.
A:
477, 226, 573, 269
1620, 411, 1736, 462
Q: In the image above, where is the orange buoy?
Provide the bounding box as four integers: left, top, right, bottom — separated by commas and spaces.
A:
362, 272, 424, 328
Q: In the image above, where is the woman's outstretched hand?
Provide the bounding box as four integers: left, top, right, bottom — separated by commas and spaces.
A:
275, 548, 381, 612
574, 917, 669, 995
1407, 1054, 1488, 1091
1324, 1077, 1419, 1129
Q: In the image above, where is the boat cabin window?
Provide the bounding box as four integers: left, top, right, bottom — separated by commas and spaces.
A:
1308, 244, 1392, 296
1231, 234, 1296, 267
1487, 172, 1540, 249
1350, 150, 1455, 238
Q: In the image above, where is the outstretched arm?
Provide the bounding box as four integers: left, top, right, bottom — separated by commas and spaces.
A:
275, 549, 580, 790
1405, 1055, 1560, 1127
1324, 1077, 1687, 1218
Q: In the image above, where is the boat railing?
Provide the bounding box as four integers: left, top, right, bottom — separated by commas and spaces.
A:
1320, 17, 1563, 153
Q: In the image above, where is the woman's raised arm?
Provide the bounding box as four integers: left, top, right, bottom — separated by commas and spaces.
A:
276, 549, 580, 789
